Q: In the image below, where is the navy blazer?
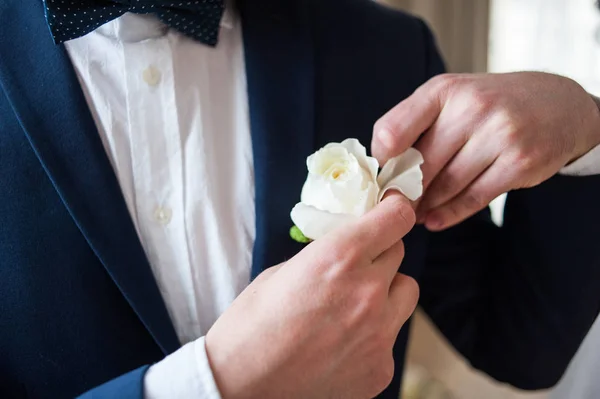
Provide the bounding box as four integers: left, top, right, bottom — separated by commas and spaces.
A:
2, 0, 600, 398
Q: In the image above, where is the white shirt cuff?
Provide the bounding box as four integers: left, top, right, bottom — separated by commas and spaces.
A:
143, 337, 222, 399
560, 143, 600, 176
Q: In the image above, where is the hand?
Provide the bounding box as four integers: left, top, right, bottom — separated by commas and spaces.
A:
372, 72, 600, 231
205, 194, 419, 399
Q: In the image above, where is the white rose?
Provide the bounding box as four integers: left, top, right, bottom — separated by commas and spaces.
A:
290, 138, 424, 240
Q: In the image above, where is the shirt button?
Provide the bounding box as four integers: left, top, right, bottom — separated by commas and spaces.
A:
153, 206, 172, 225
142, 66, 161, 86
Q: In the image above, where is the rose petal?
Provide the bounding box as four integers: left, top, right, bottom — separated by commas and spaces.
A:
307, 146, 352, 175
377, 148, 424, 202
339, 138, 380, 183
290, 203, 358, 240
301, 149, 377, 216
300, 173, 358, 215
379, 167, 423, 201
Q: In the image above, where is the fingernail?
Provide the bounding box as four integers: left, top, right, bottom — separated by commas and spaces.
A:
425, 213, 444, 231
377, 128, 395, 149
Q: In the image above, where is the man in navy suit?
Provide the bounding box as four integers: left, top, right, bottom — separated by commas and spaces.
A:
1, 0, 600, 398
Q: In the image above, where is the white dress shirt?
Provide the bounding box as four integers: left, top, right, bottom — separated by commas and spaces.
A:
561, 143, 600, 176
65, 9, 253, 399
62, 7, 600, 399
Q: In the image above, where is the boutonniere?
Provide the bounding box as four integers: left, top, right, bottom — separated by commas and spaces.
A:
290, 139, 424, 242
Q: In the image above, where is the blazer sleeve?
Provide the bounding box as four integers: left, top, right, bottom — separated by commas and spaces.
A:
417, 21, 600, 390
76, 338, 221, 399
77, 366, 149, 399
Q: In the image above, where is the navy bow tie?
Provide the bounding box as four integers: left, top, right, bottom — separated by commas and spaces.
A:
43, 0, 225, 45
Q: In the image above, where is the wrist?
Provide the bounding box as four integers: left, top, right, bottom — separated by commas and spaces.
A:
205, 331, 243, 399
589, 94, 600, 145
205, 329, 273, 399
584, 94, 600, 150
568, 93, 600, 165
144, 338, 221, 399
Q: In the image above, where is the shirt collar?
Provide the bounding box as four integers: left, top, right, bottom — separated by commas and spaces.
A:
94, 4, 235, 43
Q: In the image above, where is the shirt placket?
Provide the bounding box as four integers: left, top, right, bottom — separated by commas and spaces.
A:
122, 36, 199, 345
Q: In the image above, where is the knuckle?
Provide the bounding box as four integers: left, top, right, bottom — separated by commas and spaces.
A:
506, 149, 537, 175
398, 203, 417, 230
502, 123, 523, 146
462, 189, 487, 211
344, 244, 368, 267
467, 86, 494, 116
329, 242, 362, 266
384, 241, 406, 270
443, 203, 461, 221
388, 196, 416, 231
371, 357, 395, 394
492, 108, 523, 147
360, 281, 386, 309
346, 283, 385, 326
373, 120, 407, 153
392, 274, 420, 323
373, 118, 393, 136
403, 275, 420, 310
392, 240, 406, 261
314, 242, 364, 279
430, 73, 459, 92
320, 246, 342, 268
430, 170, 458, 197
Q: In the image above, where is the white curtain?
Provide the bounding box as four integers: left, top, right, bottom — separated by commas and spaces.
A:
489, 0, 600, 94
489, 2, 600, 398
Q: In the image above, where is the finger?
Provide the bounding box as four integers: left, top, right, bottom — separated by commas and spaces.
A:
321, 193, 415, 264
424, 160, 514, 231
387, 273, 420, 332
352, 193, 416, 261
372, 239, 405, 285
313, 193, 415, 272
417, 132, 498, 216
381, 189, 418, 211
372, 75, 453, 164
413, 116, 470, 191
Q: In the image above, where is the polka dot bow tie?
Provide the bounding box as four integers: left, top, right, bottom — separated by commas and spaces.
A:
43, 0, 225, 45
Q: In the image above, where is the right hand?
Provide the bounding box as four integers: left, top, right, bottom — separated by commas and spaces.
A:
205, 194, 419, 399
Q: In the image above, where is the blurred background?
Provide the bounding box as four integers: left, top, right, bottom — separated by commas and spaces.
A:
377, 0, 600, 398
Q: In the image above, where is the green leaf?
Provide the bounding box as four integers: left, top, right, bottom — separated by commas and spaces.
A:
290, 225, 311, 244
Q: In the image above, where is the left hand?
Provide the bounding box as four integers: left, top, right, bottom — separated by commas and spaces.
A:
372, 72, 600, 231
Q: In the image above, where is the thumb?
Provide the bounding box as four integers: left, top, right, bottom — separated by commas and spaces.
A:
371, 74, 449, 165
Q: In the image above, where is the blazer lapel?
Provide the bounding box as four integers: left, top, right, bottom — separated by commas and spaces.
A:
239, 0, 317, 278
0, 0, 180, 355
